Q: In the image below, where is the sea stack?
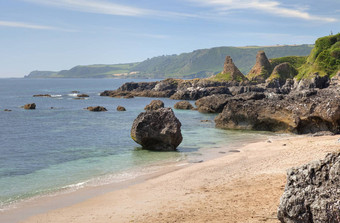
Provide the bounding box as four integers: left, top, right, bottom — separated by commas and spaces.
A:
247, 51, 272, 83
131, 108, 182, 151
218, 56, 247, 81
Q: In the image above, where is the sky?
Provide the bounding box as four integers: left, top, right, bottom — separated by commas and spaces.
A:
0, 0, 339, 77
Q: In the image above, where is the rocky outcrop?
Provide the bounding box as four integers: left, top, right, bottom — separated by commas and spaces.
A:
195, 94, 231, 113
247, 51, 272, 83
295, 73, 330, 90
22, 103, 36, 110
174, 101, 194, 110
330, 70, 340, 86
131, 108, 182, 151
266, 63, 298, 88
117, 106, 126, 111
215, 88, 340, 134
278, 152, 340, 223
86, 106, 107, 112
144, 100, 164, 111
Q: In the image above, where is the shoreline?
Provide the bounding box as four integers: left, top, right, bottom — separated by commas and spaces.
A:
2, 134, 339, 223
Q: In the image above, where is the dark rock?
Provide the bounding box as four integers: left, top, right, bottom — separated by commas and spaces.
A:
123, 95, 134, 99
174, 101, 194, 110
215, 88, 340, 134
4, 109, 12, 112
22, 103, 36, 110
73, 97, 85, 100
131, 108, 182, 151
71, 91, 79, 93
195, 94, 231, 113
144, 100, 164, 111
86, 106, 107, 112
295, 73, 330, 90
33, 94, 51, 97
247, 51, 272, 83
77, 94, 89, 97
117, 106, 126, 111
278, 152, 340, 223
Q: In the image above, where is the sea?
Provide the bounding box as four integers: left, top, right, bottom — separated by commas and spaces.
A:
0, 78, 274, 212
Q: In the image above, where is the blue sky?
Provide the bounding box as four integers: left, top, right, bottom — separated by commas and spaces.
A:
0, 0, 339, 77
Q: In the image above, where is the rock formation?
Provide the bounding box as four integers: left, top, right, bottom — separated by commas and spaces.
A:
214, 88, 340, 134
22, 103, 36, 110
266, 62, 298, 88
213, 56, 247, 82
195, 94, 231, 113
278, 152, 340, 223
247, 51, 272, 83
174, 101, 194, 110
131, 108, 182, 151
144, 100, 164, 111
86, 106, 107, 112
117, 106, 126, 111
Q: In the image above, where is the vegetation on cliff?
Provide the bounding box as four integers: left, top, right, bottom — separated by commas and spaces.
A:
297, 33, 340, 79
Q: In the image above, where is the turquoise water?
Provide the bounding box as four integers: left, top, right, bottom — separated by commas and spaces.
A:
0, 78, 271, 210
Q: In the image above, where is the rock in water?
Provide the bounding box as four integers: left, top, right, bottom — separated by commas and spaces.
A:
277, 152, 340, 223
23, 103, 36, 109
86, 106, 107, 112
144, 100, 164, 111
131, 108, 182, 151
174, 101, 194, 110
116, 106, 126, 111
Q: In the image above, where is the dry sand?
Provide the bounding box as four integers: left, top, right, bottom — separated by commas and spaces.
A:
17, 135, 340, 223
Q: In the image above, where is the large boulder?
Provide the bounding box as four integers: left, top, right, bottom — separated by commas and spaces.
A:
131, 108, 182, 151
278, 152, 340, 223
144, 100, 164, 111
195, 94, 231, 113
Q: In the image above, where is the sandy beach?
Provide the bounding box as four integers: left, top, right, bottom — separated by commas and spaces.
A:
5, 135, 339, 223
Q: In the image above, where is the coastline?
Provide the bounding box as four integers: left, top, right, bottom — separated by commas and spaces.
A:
4, 134, 338, 223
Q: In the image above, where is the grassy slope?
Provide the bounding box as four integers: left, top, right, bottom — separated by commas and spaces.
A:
296, 33, 340, 80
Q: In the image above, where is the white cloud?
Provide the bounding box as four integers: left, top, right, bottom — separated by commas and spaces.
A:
189, 0, 337, 22
23, 0, 196, 18
0, 20, 75, 31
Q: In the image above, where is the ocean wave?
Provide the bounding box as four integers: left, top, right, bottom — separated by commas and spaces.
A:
67, 93, 78, 97
51, 94, 62, 98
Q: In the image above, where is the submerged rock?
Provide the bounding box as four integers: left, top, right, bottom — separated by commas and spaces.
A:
86, 106, 107, 112
278, 152, 340, 223
131, 108, 182, 151
174, 101, 194, 110
144, 100, 164, 111
22, 103, 36, 110
33, 94, 51, 97
77, 94, 89, 97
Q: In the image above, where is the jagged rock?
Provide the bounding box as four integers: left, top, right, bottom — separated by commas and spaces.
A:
278, 152, 340, 223
213, 56, 247, 81
33, 94, 51, 97
117, 106, 126, 111
195, 94, 231, 113
247, 51, 272, 83
22, 103, 36, 110
266, 62, 298, 88
295, 73, 330, 90
77, 94, 89, 97
215, 88, 340, 134
144, 100, 164, 111
86, 106, 107, 112
131, 108, 182, 151
330, 70, 340, 86
174, 101, 194, 110
228, 85, 265, 95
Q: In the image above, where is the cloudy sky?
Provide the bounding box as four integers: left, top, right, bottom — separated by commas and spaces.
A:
1, 0, 339, 77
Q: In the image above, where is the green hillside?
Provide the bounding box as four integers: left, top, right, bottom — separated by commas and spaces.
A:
26, 45, 313, 78
296, 33, 340, 79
